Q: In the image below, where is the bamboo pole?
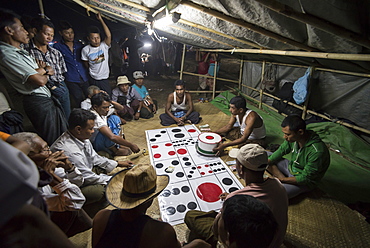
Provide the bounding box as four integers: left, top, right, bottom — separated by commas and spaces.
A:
87, 2, 145, 23
254, 0, 370, 50
198, 48, 370, 61
114, 0, 150, 12
258, 61, 266, 109
180, 71, 239, 83
181, 0, 317, 51
178, 19, 263, 49
238, 57, 244, 92
180, 43, 186, 80
301, 68, 314, 120
38, 0, 45, 17
71, 0, 98, 14
212, 60, 218, 99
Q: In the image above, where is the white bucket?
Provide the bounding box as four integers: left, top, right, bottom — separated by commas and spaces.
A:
196, 132, 222, 156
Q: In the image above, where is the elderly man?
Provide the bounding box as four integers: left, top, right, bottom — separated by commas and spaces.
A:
13, 132, 92, 237
268, 115, 330, 199
185, 144, 288, 248
51, 108, 133, 217
213, 96, 266, 154
0, 9, 67, 145
91, 92, 140, 157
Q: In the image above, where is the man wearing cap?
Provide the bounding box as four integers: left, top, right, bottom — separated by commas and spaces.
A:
267, 115, 330, 199
92, 163, 211, 248
132, 71, 157, 119
112, 75, 143, 121
213, 96, 266, 154
185, 144, 288, 248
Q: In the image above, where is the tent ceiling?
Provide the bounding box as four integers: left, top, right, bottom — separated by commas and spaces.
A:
71, 0, 370, 73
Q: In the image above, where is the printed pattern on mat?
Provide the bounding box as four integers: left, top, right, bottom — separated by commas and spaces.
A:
146, 125, 243, 225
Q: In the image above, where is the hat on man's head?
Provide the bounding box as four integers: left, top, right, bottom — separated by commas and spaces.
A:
236, 144, 268, 171
106, 164, 169, 209
133, 71, 144, 79
117, 76, 131, 86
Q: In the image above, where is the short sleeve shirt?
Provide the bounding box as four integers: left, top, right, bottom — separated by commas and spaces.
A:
81, 42, 110, 80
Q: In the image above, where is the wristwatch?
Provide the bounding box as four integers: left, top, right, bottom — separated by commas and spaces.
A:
44, 67, 49, 75
137, 110, 141, 113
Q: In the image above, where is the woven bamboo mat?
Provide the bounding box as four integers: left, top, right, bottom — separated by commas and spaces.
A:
69, 102, 370, 247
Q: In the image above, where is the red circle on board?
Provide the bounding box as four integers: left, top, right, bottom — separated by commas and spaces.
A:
206, 135, 214, 140
154, 154, 161, 158
168, 151, 176, 156
165, 143, 172, 146
197, 166, 201, 169
188, 129, 196, 133
177, 148, 187, 155
152, 145, 159, 148
196, 183, 222, 202
205, 164, 209, 167
200, 172, 205, 175
209, 170, 213, 173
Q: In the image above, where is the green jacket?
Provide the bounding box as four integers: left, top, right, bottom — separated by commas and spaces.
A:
269, 130, 330, 189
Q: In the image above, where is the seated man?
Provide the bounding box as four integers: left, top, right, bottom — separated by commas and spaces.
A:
185, 144, 288, 248
92, 163, 210, 248
111, 76, 142, 121
213, 96, 266, 154
160, 80, 201, 126
268, 115, 330, 199
132, 71, 157, 119
51, 108, 133, 217
213, 195, 278, 248
13, 132, 92, 237
90, 92, 140, 156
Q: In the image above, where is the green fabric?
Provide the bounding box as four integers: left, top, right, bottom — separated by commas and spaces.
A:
210, 91, 236, 115
211, 90, 370, 204
268, 130, 331, 189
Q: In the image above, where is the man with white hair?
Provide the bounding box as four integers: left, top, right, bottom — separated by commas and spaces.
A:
185, 144, 288, 248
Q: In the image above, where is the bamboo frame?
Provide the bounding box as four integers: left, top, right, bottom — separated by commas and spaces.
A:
180, 43, 186, 80
238, 57, 244, 91
181, 0, 317, 51
254, 0, 370, 50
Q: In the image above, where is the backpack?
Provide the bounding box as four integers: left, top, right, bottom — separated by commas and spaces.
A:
272, 82, 302, 116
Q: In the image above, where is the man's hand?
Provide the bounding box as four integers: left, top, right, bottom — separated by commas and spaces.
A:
219, 192, 229, 201
40, 151, 67, 173
96, 12, 103, 21
118, 160, 134, 168
176, 117, 185, 126
130, 144, 140, 153
134, 112, 140, 120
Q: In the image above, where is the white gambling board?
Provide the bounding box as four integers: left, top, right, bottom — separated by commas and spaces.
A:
146, 125, 243, 226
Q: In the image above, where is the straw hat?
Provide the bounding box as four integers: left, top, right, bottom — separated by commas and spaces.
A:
106, 164, 169, 209
116, 76, 131, 86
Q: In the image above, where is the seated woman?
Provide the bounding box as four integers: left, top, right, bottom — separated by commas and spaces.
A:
132, 71, 157, 119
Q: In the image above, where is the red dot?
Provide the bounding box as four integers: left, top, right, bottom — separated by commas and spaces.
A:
209, 170, 213, 173
205, 164, 209, 167
177, 148, 187, 155
152, 145, 159, 148
196, 183, 222, 202
200, 172, 205, 175
206, 135, 214, 140
168, 151, 176, 156
188, 129, 196, 133
154, 154, 161, 158
197, 166, 201, 169
165, 143, 172, 146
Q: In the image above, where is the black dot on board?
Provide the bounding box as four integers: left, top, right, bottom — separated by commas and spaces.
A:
188, 175, 192, 178
183, 157, 189, 161
187, 202, 197, 210
189, 171, 194, 174
222, 178, 233, 185
166, 207, 176, 215
160, 130, 166, 133
222, 168, 226, 170
217, 169, 221, 171
213, 170, 217, 172
171, 160, 180, 165
181, 186, 190, 192
176, 172, 184, 178
217, 162, 221, 164
155, 134, 161, 137
174, 133, 185, 138
172, 128, 181, 133
150, 138, 156, 142
191, 167, 196, 170
162, 190, 171, 197
229, 187, 239, 193
155, 163, 164, 168
172, 188, 180, 195
177, 204, 186, 213
185, 162, 191, 166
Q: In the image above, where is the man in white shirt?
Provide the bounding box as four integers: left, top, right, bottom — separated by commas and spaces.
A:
51, 108, 133, 217
81, 12, 112, 96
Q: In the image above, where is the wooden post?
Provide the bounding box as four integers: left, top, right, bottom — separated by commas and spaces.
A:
38, 0, 45, 17
238, 57, 244, 92
180, 44, 186, 80
301, 67, 314, 120
259, 61, 266, 109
